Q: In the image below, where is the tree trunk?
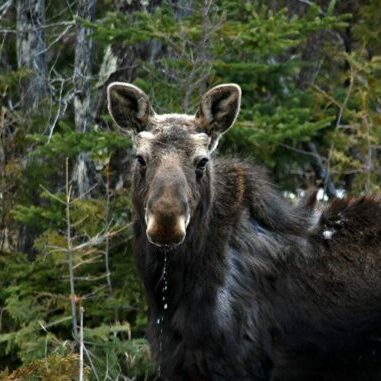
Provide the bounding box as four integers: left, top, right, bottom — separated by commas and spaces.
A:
0, 105, 5, 252
73, 0, 96, 198
16, 0, 48, 255
16, 0, 48, 109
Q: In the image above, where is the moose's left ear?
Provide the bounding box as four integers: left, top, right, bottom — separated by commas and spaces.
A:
196, 84, 241, 151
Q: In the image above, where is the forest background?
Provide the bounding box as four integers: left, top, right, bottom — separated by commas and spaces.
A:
0, 0, 380, 379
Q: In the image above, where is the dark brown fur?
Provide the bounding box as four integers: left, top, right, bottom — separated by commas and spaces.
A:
107, 82, 381, 381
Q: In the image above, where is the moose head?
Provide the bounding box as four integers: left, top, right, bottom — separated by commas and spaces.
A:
107, 82, 241, 247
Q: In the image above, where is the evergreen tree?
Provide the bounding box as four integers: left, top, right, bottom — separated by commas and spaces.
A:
0, 0, 380, 379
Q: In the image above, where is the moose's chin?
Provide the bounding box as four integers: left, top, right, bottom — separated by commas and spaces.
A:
146, 232, 186, 250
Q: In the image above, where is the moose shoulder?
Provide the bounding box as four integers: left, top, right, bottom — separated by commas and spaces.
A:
107, 82, 381, 381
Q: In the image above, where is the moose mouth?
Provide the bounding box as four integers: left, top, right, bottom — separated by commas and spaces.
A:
145, 212, 190, 248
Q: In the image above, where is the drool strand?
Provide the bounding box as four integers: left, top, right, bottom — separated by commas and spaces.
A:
157, 249, 168, 377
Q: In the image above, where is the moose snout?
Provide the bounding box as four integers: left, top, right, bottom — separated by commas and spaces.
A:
144, 163, 190, 247
146, 209, 189, 247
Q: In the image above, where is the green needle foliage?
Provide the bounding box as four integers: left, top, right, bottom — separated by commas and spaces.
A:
0, 0, 380, 379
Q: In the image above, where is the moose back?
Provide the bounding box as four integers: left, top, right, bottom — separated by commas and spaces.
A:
107, 82, 381, 381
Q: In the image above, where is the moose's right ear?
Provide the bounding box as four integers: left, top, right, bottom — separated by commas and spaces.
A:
107, 82, 154, 134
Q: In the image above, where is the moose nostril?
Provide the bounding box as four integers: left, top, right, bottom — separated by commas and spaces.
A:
180, 199, 188, 212
146, 214, 187, 247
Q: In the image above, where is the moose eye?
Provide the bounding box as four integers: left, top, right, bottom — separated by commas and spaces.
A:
136, 155, 146, 166
197, 158, 209, 169
196, 157, 209, 175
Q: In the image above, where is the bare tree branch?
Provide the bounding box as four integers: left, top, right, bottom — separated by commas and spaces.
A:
65, 158, 78, 339
79, 306, 85, 381
0, 0, 14, 21
306, 141, 337, 198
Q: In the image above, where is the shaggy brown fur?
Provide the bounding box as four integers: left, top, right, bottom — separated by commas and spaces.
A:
107, 82, 381, 381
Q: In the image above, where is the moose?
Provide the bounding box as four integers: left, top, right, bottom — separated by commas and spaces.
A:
107, 82, 381, 381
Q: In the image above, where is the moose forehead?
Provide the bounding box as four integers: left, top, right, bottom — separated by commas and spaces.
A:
134, 114, 210, 158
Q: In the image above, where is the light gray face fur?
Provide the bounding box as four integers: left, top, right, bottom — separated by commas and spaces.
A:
107, 82, 241, 247
133, 115, 211, 163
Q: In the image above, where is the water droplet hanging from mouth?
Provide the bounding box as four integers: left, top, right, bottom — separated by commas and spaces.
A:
158, 249, 168, 378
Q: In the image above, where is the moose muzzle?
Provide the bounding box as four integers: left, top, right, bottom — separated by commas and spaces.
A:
145, 166, 190, 247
